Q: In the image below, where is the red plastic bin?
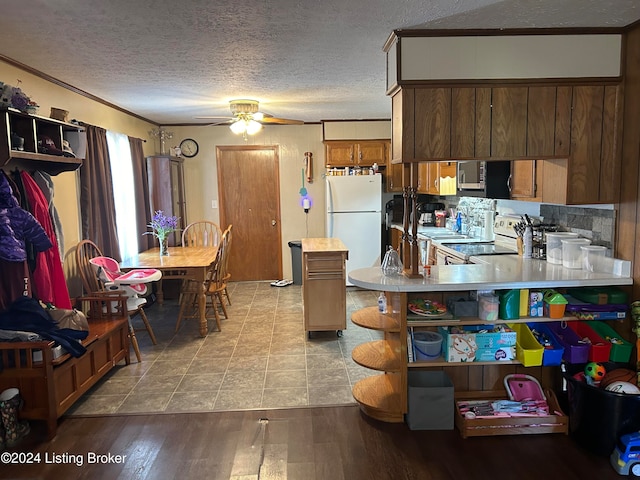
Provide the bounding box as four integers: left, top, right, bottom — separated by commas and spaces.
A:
567, 321, 611, 362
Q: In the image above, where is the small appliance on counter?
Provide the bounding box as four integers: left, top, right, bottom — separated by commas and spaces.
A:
417, 202, 445, 226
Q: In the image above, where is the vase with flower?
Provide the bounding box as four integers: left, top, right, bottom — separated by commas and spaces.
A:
144, 210, 180, 256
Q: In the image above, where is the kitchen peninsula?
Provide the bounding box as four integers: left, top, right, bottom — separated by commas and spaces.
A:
348, 256, 632, 424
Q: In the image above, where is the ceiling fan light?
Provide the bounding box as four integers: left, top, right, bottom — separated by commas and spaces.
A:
253, 112, 264, 121
246, 119, 262, 135
230, 120, 246, 134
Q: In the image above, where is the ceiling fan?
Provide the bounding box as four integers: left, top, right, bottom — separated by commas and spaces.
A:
197, 99, 304, 138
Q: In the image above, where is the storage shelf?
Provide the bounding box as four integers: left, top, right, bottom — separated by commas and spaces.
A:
352, 340, 402, 372
408, 358, 521, 368
352, 374, 404, 423
406, 314, 577, 328
351, 307, 400, 332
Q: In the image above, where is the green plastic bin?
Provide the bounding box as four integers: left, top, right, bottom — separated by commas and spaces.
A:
586, 321, 633, 363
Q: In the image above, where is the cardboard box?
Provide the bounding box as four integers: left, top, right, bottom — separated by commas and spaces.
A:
439, 325, 517, 362
529, 291, 544, 317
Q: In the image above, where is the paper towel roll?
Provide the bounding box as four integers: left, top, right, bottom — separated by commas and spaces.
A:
484, 211, 495, 240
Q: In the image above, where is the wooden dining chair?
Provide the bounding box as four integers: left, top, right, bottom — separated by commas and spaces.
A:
175, 227, 230, 333
220, 224, 233, 305
182, 220, 223, 247
75, 239, 156, 362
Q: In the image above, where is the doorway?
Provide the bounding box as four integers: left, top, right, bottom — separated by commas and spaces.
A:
216, 145, 283, 281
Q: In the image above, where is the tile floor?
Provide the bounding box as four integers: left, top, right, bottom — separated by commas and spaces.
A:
65, 281, 381, 416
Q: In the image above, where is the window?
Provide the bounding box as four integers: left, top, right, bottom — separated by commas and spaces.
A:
106, 131, 139, 260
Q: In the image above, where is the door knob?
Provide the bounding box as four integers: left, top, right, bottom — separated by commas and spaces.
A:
271, 220, 277, 226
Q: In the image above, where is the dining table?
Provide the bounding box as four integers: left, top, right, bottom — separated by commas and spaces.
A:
120, 246, 219, 337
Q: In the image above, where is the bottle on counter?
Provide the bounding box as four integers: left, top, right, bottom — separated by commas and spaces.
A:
378, 292, 387, 314
523, 226, 533, 259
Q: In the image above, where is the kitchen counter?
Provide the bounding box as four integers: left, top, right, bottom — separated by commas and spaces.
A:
348, 254, 632, 292
301, 237, 349, 254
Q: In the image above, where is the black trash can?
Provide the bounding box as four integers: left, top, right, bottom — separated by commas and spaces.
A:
564, 363, 640, 456
288, 241, 302, 285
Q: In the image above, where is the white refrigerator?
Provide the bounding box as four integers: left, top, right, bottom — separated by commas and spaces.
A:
326, 175, 382, 285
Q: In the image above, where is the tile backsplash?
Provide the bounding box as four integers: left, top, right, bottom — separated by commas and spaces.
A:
540, 204, 616, 249
443, 197, 616, 251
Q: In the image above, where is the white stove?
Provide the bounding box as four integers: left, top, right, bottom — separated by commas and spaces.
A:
493, 214, 522, 252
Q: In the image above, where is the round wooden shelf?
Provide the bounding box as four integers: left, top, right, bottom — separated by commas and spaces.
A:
351, 307, 399, 332
352, 340, 402, 372
352, 374, 404, 423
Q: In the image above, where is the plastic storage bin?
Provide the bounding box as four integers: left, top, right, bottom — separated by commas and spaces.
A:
527, 322, 565, 366
586, 321, 633, 363
568, 321, 612, 362
561, 238, 591, 269
564, 363, 640, 456
412, 331, 443, 361
406, 370, 454, 430
547, 322, 590, 364
566, 286, 629, 305
581, 245, 607, 272
546, 232, 578, 264
498, 289, 520, 320
508, 323, 543, 366
478, 294, 499, 321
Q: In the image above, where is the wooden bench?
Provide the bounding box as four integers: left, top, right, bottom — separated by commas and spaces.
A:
0, 294, 130, 439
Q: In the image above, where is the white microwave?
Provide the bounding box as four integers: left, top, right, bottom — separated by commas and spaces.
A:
457, 161, 485, 190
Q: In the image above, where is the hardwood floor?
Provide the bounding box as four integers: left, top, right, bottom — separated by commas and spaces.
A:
3, 405, 621, 479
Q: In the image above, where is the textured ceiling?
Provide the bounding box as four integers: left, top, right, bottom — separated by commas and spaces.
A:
0, 0, 639, 125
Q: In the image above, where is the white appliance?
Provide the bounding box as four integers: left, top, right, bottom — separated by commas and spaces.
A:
326, 175, 382, 285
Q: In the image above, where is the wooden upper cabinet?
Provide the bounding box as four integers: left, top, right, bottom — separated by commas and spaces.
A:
600, 85, 623, 204
491, 87, 528, 157
325, 140, 388, 167
325, 142, 356, 166
475, 88, 492, 158
358, 141, 387, 166
414, 88, 451, 160
451, 88, 476, 158
554, 86, 572, 156
568, 85, 605, 204
527, 87, 557, 157
510, 160, 538, 199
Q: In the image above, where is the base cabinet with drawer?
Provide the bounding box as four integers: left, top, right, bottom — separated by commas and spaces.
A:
302, 238, 348, 336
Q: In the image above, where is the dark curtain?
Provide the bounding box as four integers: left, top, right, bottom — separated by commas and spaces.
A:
129, 136, 153, 252
79, 124, 121, 261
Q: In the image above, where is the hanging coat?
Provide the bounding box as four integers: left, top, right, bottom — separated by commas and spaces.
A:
19, 171, 72, 309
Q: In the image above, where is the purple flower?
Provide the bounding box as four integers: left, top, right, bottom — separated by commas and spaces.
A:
144, 210, 180, 239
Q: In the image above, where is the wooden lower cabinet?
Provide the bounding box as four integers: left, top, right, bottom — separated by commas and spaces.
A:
351, 290, 564, 424
302, 238, 348, 335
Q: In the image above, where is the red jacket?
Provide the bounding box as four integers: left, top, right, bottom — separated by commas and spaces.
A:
19, 171, 72, 309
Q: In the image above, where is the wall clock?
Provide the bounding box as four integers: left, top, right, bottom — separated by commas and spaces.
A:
179, 138, 199, 158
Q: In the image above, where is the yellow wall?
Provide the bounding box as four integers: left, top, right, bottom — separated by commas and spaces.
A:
0, 60, 340, 286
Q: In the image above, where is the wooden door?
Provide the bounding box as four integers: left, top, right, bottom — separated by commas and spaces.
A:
217, 145, 283, 281
569, 86, 604, 204
510, 160, 537, 198
357, 141, 388, 166
414, 88, 451, 159
451, 88, 476, 158
475, 88, 492, 158
527, 86, 557, 157
491, 87, 528, 157
325, 142, 356, 166
554, 86, 573, 156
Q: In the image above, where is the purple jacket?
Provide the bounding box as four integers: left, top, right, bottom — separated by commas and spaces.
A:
0, 173, 52, 262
